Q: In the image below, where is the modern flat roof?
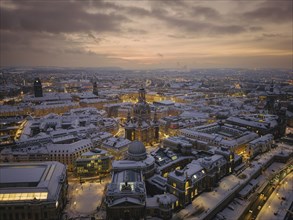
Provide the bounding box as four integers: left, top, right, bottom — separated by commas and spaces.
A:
0, 165, 46, 184
0, 161, 66, 203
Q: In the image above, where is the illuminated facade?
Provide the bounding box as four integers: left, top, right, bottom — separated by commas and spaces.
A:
167, 161, 206, 208
167, 154, 228, 207
246, 134, 274, 159
0, 161, 67, 220
1, 139, 93, 171
105, 164, 146, 220
180, 122, 258, 154
124, 87, 159, 144
75, 148, 113, 177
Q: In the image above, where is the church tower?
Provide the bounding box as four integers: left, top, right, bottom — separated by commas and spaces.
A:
93, 81, 98, 96
266, 81, 276, 114
125, 111, 135, 141
124, 87, 159, 144
133, 87, 151, 121
34, 78, 43, 97
153, 110, 160, 140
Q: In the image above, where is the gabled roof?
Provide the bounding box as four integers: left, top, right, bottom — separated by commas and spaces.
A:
108, 197, 145, 207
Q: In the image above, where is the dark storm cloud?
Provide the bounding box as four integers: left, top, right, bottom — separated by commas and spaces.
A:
150, 8, 246, 35
242, 0, 292, 23
191, 6, 221, 20
0, 0, 292, 68
1, 30, 89, 56
0, 0, 128, 33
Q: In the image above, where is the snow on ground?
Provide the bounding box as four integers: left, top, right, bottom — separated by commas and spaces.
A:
256, 172, 293, 220
65, 180, 109, 219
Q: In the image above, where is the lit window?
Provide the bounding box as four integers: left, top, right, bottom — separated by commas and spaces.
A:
0, 192, 48, 201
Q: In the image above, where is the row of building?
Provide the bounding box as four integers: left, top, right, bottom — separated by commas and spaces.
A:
105, 140, 238, 219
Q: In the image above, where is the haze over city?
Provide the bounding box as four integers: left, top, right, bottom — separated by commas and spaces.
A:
0, 1, 293, 220
1, 0, 292, 69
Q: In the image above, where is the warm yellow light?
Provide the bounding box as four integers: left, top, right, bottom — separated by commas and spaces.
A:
0, 192, 48, 201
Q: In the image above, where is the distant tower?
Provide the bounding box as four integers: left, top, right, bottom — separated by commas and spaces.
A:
93, 81, 98, 96
34, 78, 43, 97
153, 110, 159, 140
266, 81, 276, 114
269, 80, 274, 93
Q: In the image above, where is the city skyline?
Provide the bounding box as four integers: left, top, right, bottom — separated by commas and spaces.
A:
1, 0, 292, 69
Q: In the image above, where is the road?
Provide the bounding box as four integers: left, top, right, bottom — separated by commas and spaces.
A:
242, 167, 292, 220
256, 172, 293, 220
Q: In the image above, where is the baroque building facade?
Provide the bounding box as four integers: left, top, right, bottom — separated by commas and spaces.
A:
125, 87, 159, 144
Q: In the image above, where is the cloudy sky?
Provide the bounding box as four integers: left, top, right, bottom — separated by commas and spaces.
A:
0, 0, 292, 69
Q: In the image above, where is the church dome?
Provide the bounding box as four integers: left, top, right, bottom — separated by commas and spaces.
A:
128, 141, 147, 161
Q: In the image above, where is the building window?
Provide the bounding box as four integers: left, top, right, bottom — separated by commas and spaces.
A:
230, 155, 233, 161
